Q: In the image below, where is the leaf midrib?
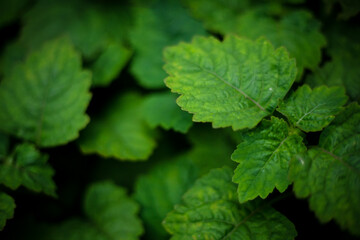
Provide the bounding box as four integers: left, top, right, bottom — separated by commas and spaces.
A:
318, 147, 360, 177
178, 57, 267, 112
295, 103, 326, 125
35, 68, 56, 145
200, 66, 266, 112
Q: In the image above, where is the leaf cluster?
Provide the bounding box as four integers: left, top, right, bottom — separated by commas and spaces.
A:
0, 0, 359, 239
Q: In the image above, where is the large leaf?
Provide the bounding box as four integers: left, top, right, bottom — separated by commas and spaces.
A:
134, 157, 198, 240
0, 192, 15, 231
0, 143, 56, 197
277, 85, 348, 132
163, 167, 297, 239
0, 38, 91, 147
142, 92, 193, 133
79, 92, 156, 161
289, 103, 360, 235
164, 35, 296, 130
44, 181, 143, 240
129, 0, 207, 88
184, 2, 325, 79
232, 117, 306, 203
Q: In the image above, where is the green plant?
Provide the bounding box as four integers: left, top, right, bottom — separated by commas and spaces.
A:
0, 0, 359, 239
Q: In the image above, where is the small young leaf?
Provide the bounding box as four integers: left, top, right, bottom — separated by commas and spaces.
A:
289, 103, 360, 235
232, 117, 306, 203
0, 192, 15, 231
129, 1, 207, 89
164, 35, 296, 130
142, 92, 193, 133
0, 38, 91, 147
277, 85, 348, 132
79, 92, 156, 161
163, 167, 297, 240
134, 157, 198, 239
0, 143, 56, 197
91, 42, 132, 87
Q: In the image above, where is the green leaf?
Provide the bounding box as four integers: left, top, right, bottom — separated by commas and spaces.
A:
129, 1, 207, 88
289, 103, 360, 235
232, 117, 306, 203
142, 92, 193, 133
277, 85, 348, 132
44, 181, 143, 240
163, 167, 297, 240
0, 38, 91, 147
91, 42, 132, 87
0, 143, 56, 197
79, 92, 156, 161
134, 157, 198, 239
0, 192, 15, 231
234, 9, 326, 79
84, 181, 143, 240
164, 35, 296, 130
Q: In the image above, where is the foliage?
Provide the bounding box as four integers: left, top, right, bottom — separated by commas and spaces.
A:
0, 38, 91, 147
289, 103, 360, 235
0, 0, 359, 239
163, 167, 297, 239
164, 35, 296, 130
